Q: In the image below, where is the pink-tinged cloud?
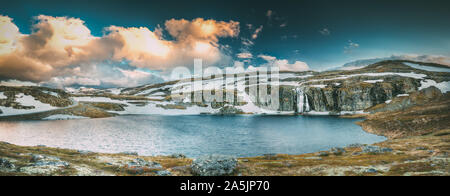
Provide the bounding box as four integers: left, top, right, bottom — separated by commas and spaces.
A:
0, 15, 240, 83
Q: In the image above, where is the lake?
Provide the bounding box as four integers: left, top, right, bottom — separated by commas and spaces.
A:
0, 115, 386, 157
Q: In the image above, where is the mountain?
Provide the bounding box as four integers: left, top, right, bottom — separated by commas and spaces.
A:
342, 55, 450, 70
0, 60, 449, 120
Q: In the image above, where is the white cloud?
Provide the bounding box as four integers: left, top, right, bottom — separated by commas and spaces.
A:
344, 40, 359, 53
237, 52, 253, 59
0, 15, 239, 87
258, 54, 277, 61
258, 54, 309, 71
319, 28, 330, 36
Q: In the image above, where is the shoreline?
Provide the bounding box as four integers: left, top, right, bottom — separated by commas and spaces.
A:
1, 128, 448, 176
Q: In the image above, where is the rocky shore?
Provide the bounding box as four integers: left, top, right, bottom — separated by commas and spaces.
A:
1, 127, 448, 176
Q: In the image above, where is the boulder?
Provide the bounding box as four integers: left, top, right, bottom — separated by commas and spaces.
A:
364, 168, 378, 173
127, 158, 162, 169
317, 151, 329, 157
77, 150, 94, 155
156, 170, 172, 176
330, 147, 346, 155
20, 154, 69, 175
31, 154, 69, 167
361, 146, 393, 154
347, 143, 364, 148
120, 151, 139, 156
0, 158, 15, 169
191, 154, 237, 176
169, 153, 186, 159
217, 106, 244, 115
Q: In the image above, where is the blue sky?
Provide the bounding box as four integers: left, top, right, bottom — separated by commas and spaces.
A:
1, 0, 449, 87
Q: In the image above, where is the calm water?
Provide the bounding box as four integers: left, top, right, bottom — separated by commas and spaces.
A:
0, 115, 385, 157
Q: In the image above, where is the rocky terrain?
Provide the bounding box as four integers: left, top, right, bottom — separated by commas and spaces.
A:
0, 60, 449, 176
0, 60, 448, 119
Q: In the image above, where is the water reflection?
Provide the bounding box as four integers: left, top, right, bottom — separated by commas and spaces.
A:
0, 115, 386, 157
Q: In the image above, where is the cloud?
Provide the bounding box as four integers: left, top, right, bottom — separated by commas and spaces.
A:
319, 28, 330, 36
258, 54, 309, 71
344, 40, 359, 54
280, 23, 287, 28
251, 25, 263, 39
0, 15, 239, 87
237, 52, 253, 59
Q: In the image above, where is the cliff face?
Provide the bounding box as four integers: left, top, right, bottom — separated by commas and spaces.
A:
299, 77, 421, 113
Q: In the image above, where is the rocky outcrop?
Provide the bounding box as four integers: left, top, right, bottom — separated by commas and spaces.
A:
19, 154, 70, 175
357, 88, 450, 139
300, 77, 420, 113
0, 158, 15, 170
217, 105, 244, 115
191, 154, 237, 176
361, 146, 393, 154
368, 86, 443, 113
0, 86, 73, 109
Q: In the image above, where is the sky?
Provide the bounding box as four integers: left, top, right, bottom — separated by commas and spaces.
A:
1, 0, 450, 88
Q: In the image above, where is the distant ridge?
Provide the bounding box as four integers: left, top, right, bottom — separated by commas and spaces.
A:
342, 55, 450, 70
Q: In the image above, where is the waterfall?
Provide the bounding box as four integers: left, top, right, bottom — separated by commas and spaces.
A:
296, 88, 310, 113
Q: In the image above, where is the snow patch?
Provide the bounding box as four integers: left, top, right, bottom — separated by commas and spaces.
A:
0, 92, 7, 99
404, 62, 450, 73
304, 111, 330, 115
309, 84, 327, 88
42, 90, 59, 97
0, 93, 59, 116
43, 115, 88, 120
363, 80, 383, 84
339, 110, 367, 115
419, 80, 450, 93
397, 94, 409, 97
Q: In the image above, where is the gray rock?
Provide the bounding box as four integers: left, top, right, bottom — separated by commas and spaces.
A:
20, 154, 69, 175
156, 170, 172, 176
362, 146, 393, 154
303, 157, 322, 160
217, 106, 244, 115
127, 158, 162, 169
31, 154, 45, 162
191, 154, 237, 176
0, 158, 15, 169
317, 151, 329, 157
121, 151, 139, 156
30, 154, 69, 167
347, 143, 364, 148
365, 168, 378, 173
169, 153, 186, 159
415, 147, 427, 150
330, 147, 346, 155
77, 150, 93, 155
